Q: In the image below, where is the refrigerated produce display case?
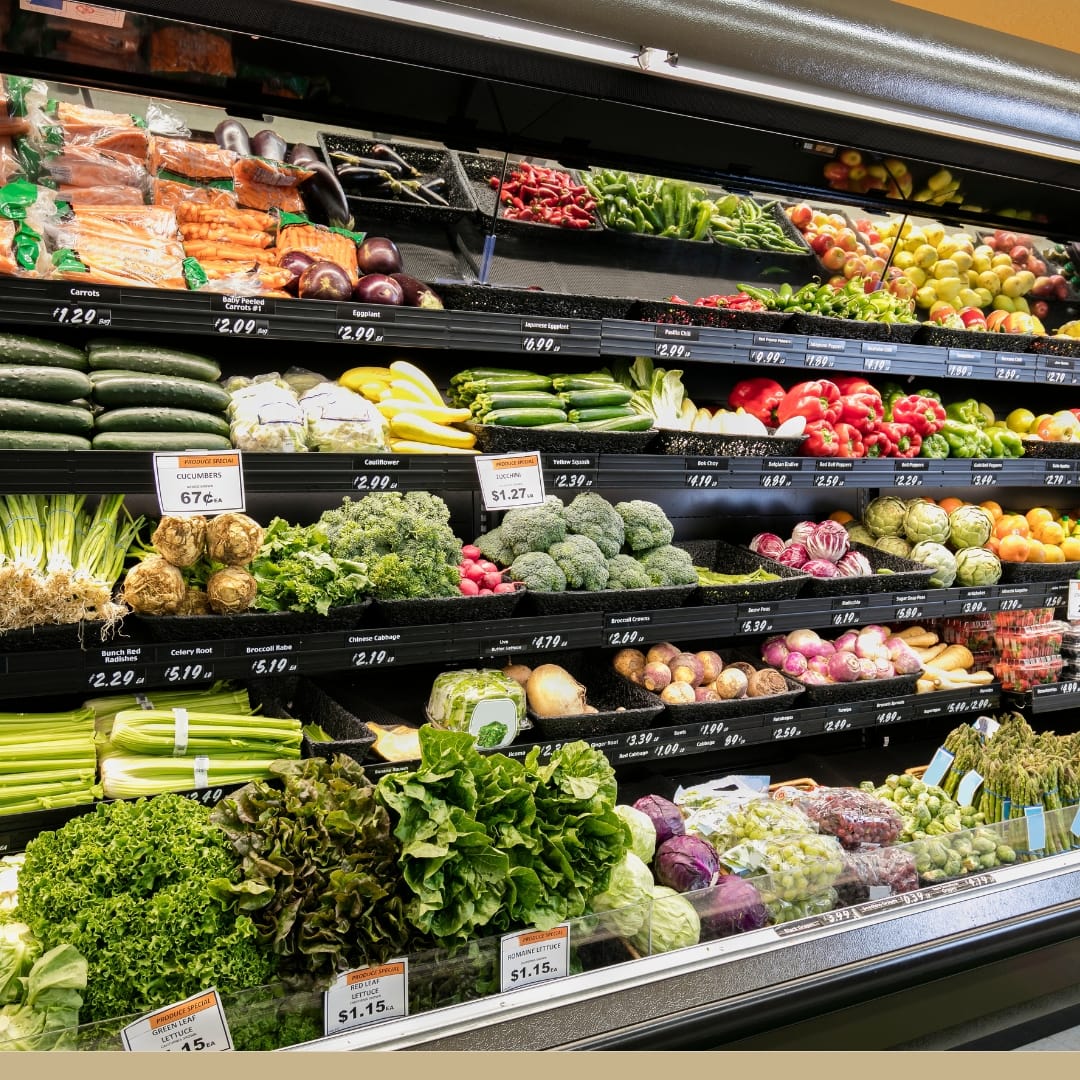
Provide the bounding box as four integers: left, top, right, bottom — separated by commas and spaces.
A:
4, 0, 1080, 1053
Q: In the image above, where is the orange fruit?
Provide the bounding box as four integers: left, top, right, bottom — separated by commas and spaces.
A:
998, 534, 1030, 562
985, 536, 1001, 556
1026, 507, 1054, 530
1044, 544, 1066, 563
829, 510, 854, 524
939, 497, 965, 515
979, 500, 1004, 520
1026, 538, 1047, 563
1037, 520, 1066, 546
1062, 537, 1080, 562
995, 514, 1030, 539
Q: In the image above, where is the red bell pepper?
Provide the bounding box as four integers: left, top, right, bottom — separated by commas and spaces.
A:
863, 425, 896, 458
775, 379, 842, 426
833, 421, 865, 458
801, 418, 841, 457
878, 420, 922, 458
836, 392, 884, 434
728, 377, 785, 424
890, 394, 946, 436
832, 376, 881, 398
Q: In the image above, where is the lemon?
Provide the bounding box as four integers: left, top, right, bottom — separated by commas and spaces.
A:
1007, 408, 1036, 433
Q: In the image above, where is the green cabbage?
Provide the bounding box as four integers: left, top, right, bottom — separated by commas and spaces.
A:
588, 852, 655, 937
615, 804, 657, 863
909, 541, 958, 587
864, 496, 908, 538
630, 885, 701, 955
949, 506, 994, 550
954, 546, 1002, 587
903, 502, 951, 545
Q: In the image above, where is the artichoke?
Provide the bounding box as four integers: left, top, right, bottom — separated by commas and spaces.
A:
864, 496, 908, 538
954, 546, 1002, 587
875, 535, 912, 558
844, 522, 877, 546
903, 502, 951, 545
948, 505, 994, 550
909, 541, 958, 588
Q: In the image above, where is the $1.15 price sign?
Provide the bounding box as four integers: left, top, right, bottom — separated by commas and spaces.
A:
154, 451, 246, 516
120, 988, 233, 1053
323, 960, 408, 1036
474, 452, 545, 512
500, 924, 570, 993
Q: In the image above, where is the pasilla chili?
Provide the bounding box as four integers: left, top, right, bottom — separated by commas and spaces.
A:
775, 379, 842, 426
891, 394, 946, 436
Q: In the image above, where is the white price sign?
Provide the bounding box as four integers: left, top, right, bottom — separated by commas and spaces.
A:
324, 959, 408, 1035
1068, 579, 1080, 622
499, 924, 569, 993
120, 988, 232, 1053
474, 452, 545, 512
153, 452, 246, 516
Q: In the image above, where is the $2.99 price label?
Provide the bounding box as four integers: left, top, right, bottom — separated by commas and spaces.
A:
153, 452, 246, 517
121, 988, 233, 1052
474, 452, 546, 512
500, 924, 570, 993
323, 960, 408, 1036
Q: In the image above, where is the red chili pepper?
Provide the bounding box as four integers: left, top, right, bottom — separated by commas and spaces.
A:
832, 376, 880, 398
728, 377, 786, 425
863, 425, 895, 458
801, 419, 841, 457
775, 380, 842, 426
891, 394, 946, 436
836, 392, 884, 434
832, 421, 866, 458
878, 420, 922, 458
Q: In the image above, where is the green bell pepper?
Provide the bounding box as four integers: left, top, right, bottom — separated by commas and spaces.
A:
916, 388, 942, 402
881, 383, 907, 421
989, 429, 1023, 458
941, 419, 993, 458
920, 432, 950, 459
945, 399, 984, 427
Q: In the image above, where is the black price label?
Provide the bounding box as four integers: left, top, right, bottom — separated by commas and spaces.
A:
893, 472, 924, 487
352, 649, 395, 667
946, 362, 974, 378
759, 473, 791, 489
894, 604, 924, 621
87, 668, 142, 690
650, 741, 683, 759
772, 724, 803, 741
995, 365, 1021, 381
623, 730, 658, 748
813, 473, 845, 488
685, 472, 720, 489
249, 656, 296, 676
697, 720, 730, 737
831, 610, 860, 627
997, 596, 1025, 612
182, 787, 230, 807
740, 616, 774, 634
823, 716, 851, 733
162, 662, 214, 683
338, 323, 384, 344
970, 471, 998, 487
550, 471, 594, 490
750, 347, 788, 366
214, 315, 269, 336
523, 335, 561, 353
353, 473, 399, 491
607, 628, 646, 647
875, 706, 904, 725
863, 356, 892, 373
803, 353, 836, 369
51, 303, 110, 327
655, 340, 691, 360
960, 598, 989, 614
721, 730, 748, 748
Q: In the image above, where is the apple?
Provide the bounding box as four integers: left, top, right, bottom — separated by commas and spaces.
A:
839, 148, 863, 167
823, 161, 849, 183
834, 229, 860, 252
1032, 300, 1050, 320
1009, 245, 1030, 264
985, 309, 1010, 331
888, 277, 917, 301
821, 246, 847, 271
828, 274, 848, 289
788, 204, 813, 229
958, 306, 987, 329
1002, 312, 1036, 334
842, 256, 868, 280
809, 233, 833, 256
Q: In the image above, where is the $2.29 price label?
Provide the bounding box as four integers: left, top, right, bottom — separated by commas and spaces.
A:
499, 924, 570, 993
153, 452, 246, 516
323, 960, 408, 1036
120, 988, 233, 1052
474, 452, 546, 512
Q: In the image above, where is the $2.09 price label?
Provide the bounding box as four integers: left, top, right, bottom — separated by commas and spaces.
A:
323, 960, 408, 1036
500, 924, 570, 993
120, 988, 233, 1052
474, 452, 546, 512
153, 452, 246, 517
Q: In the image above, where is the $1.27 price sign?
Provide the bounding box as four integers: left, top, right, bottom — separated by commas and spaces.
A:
323, 960, 408, 1036
154, 451, 246, 516
474, 452, 545, 512
500, 924, 570, 993
120, 988, 233, 1052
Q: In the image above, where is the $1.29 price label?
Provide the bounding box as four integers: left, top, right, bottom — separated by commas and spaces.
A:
500, 924, 570, 993
153, 452, 246, 516
474, 452, 546, 512
120, 988, 233, 1052
323, 960, 408, 1036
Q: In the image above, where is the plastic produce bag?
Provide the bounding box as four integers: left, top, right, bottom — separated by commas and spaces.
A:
425, 669, 525, 749
683, 791, 816, 854
0, 180, 57, 276
227, 376, 307, 453
834, 845, 919, 906
717, 832, 845, 901
773, 785, 904, 850
299, 382, 389, 453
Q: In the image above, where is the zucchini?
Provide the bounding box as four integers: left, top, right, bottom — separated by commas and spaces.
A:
0, 365, 92, 403
450, 367, 539, 386
550, 373, 618, 392
0, 430, 92, 450
560, 387, 633, 409
0, 398, 92, 435
0, 333, 87, 371
479, 407, 568, 427
458, 375, 552, 396
87, 343, 221, 382
92, 431, 233, 452
95, 408, 232, 438
92, 374, 230, 414
472, 391, 565, 412
567, 406, 638, 423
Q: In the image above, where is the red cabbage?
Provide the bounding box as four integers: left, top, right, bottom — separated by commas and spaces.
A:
654, 834, 719, 894
697, 873, 770, 939
632, 794, 685, 847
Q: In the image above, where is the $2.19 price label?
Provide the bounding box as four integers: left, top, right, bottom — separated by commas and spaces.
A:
323, 960, 408, 1036
121, 988, 233, 1052
474, 452, 546, 512
153, 452, 246, 516
500, 924, 570, 993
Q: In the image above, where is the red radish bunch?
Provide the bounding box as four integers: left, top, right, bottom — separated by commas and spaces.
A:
458, 544, 520, 596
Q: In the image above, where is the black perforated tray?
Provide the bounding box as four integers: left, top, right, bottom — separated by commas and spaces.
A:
129, 601, 373, 642
676, 539, 810, 604
786, 312, 921, 343
652, 429, 806, 458
293, 678, 376, 765
465, 421, 658, 455
915, 323, 1037, 352
0, 619, 107, 653
998, 560, 1080, 583
634, 299, 792, 332
1027, 335, 1080, 358
795, 670, 920, 705
521, 583, 696, 617
437, 282, 636, 321
372, 589, 523, 626
755, 541, 934, 597
1014, 438, 1080, 459
527, 662, 665, 739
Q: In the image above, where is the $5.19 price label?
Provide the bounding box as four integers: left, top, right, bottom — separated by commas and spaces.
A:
121, 988, 233, 1052
153, 452, 246, 516
499, 924, 570, 993
323, 959, 408, 1036
474, 452, 546, 512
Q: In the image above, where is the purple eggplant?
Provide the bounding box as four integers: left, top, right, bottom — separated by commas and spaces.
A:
251, 129, 287, 161
357, 236, 403, 276
214, 119, 250, 155
390, 273, 443, 309
298, 261, 353, 302
278, 251, 317, 296
353, 274, 405, 306
287, 143, 320, 168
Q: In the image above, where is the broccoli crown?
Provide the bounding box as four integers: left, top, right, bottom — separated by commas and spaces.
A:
563, 492, 625, 559
500, 496, 567, 557
318, 491, 462, 600
615, 500, 675, 552
636, 544, 697, 587
509, 551, 567, 592
547, 534, 610, 591
605, 553, 651, 590
474, 526, 515, 568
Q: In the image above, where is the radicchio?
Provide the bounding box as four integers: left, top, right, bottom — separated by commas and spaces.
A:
749, 532, 786, 559
836, 550, 872, 577
802, 558, 841, 578
805, 520, 850, 563
790, 521, 818, 545
776, 543, 809, 569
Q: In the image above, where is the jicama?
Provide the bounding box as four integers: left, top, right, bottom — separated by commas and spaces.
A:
108, 708, 302, 757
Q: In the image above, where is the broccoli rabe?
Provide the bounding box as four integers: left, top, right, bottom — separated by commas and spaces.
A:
615, 500, 675, 552
605, 553, 652, 590
474, 526, 515, 568
509, 551, 567, 592
563, 492, 625, 558
548, 534, 610, 591
636, 544, 697, 586
500, 496, 567, 557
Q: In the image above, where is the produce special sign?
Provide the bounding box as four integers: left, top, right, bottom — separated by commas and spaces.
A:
890, 0, 1080, 56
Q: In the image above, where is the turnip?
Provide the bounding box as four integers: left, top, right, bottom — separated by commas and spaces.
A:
857, 658, 878, 679
715, 667, 749, 699
643, 662, 672, 692
761, 637, 790, 667
694, 686, 721, 703
834, 631, 859, 653
782, 651, 808, 677
855, 633, 889, 662
827, 651, 861, 683
696, 650, 724, 684
807, 655, 831, 676
785, 628, 825, 657
647, 642, 681, 667
670, 653, 705, 686
874, 657, 897, 679
661, 682, 696, 705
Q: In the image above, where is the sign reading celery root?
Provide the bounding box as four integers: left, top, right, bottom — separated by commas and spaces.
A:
474, 452, 545, 511
323, 959, 408, 1036
499, 924, 570, 992
120, 988, 233, 1052
153, 452, 246, 516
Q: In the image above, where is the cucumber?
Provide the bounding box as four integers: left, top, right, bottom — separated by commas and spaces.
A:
95, 407, 232, 438
0, 365, 92, 403
0, 334, 87, 371
92, 431, 233, 452
0, 430, 92, 450
92, 374, 230, 414
87, 343, 221, 382
0, 398, 92, 435
89, 369, 138, 382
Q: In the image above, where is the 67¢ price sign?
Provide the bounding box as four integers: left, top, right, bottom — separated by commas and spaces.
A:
153, 451, 246, 517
